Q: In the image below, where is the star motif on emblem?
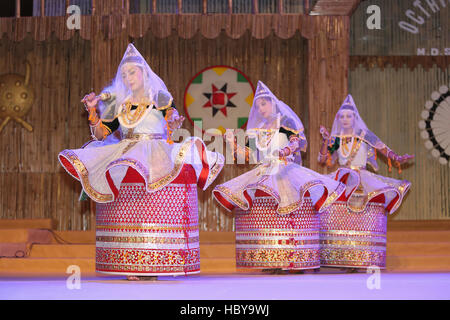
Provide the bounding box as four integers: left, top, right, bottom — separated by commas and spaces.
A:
202, 83, 237, 117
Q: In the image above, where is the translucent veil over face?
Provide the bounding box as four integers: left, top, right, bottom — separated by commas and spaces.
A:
330, 94, 387, 170
98, 43, 173, 120
245, 81, 306, 165
247, 81, 305, 137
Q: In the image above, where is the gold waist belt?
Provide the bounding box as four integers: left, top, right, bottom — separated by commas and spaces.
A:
343, 165, 366, 171
124, 133, 165, 140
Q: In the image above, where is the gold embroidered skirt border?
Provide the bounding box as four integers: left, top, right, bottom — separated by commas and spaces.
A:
95, 182, 200, 276
235, 196, 320, 270
319, 200, 387, 268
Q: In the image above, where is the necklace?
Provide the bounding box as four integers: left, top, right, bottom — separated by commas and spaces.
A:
338, 137, 363, 166
118, 101, 150, 127
339, 136, 354, 158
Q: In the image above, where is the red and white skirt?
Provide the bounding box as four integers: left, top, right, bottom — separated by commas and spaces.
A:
95, 165, 200, 276
319, 193, 387, 268
235, 190, 320, 270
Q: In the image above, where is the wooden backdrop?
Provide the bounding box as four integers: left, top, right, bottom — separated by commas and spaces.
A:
0, 34, 93, 230
1, 12, 447, 229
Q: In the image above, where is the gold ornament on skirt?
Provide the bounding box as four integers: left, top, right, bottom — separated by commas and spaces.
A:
0, 61, 34, 133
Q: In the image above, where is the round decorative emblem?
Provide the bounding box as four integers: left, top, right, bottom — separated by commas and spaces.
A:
418, 85, 450, 166
184, 65, 255, 136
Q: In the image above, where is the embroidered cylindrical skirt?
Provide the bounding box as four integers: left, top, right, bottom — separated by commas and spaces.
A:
95, 165, 200, 276
319, 194, 388, 268
235, 191, 320, 270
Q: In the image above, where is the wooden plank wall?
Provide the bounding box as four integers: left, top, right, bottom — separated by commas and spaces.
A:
0, 34, 93, 230
349, 64, 450, 220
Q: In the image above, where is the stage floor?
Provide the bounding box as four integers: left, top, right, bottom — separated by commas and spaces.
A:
1, 270, 450, 300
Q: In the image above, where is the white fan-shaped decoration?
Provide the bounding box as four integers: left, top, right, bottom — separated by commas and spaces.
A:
425, 100, 433, 110
431, 91, 441, 101
431, 149, 440, 158
421, 130, 429, 139
419, 85, 450, 165
424, 141, 433, 150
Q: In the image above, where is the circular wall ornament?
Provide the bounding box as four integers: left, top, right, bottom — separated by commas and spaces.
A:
418, 85, 450, 166
184, 65, 255, 136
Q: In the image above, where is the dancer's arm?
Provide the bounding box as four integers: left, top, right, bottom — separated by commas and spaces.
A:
318, 125, 331, 164
163, 103, 185, 130
82, 92, 112, 141
278, 135, 303, 158
377, 146, 415, 165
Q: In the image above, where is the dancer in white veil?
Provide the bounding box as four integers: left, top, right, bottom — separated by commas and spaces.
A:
318, 94, 414, 271
59, 44, 224, 280
214, 81, 345, 215
318, 94, 413, 214
213, 81, 345, 273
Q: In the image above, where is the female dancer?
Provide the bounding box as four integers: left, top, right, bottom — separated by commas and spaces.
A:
59, 44, 224, 280
213, 81, 345, 273
318, 94, 413, 270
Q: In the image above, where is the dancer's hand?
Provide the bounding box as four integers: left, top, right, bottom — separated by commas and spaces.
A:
319, 125, 330, 140
396, 153, 415, 164
81, 92, 100, 111
167, 114, 185, 130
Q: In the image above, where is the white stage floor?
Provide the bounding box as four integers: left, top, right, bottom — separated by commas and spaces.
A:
1, 271, 449, 300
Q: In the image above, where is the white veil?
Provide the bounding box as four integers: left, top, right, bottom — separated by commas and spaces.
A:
247, 81, 305, 136
330, 94, 387, 170
98, 43, 173, 120
246, 81, 306, 165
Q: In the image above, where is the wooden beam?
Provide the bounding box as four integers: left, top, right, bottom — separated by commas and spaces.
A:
203, 0, 207, 14
252, 0, 259, 14
41, 0, 45, 16
228, 0, 233, 14
92, 0, 96, 15
178, 0, 182, 13
304, 0, 309, 14
279, 0, 284, 14
310, 0, 361, 16
152, 0, 157, 14
15, 0, 20, 18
